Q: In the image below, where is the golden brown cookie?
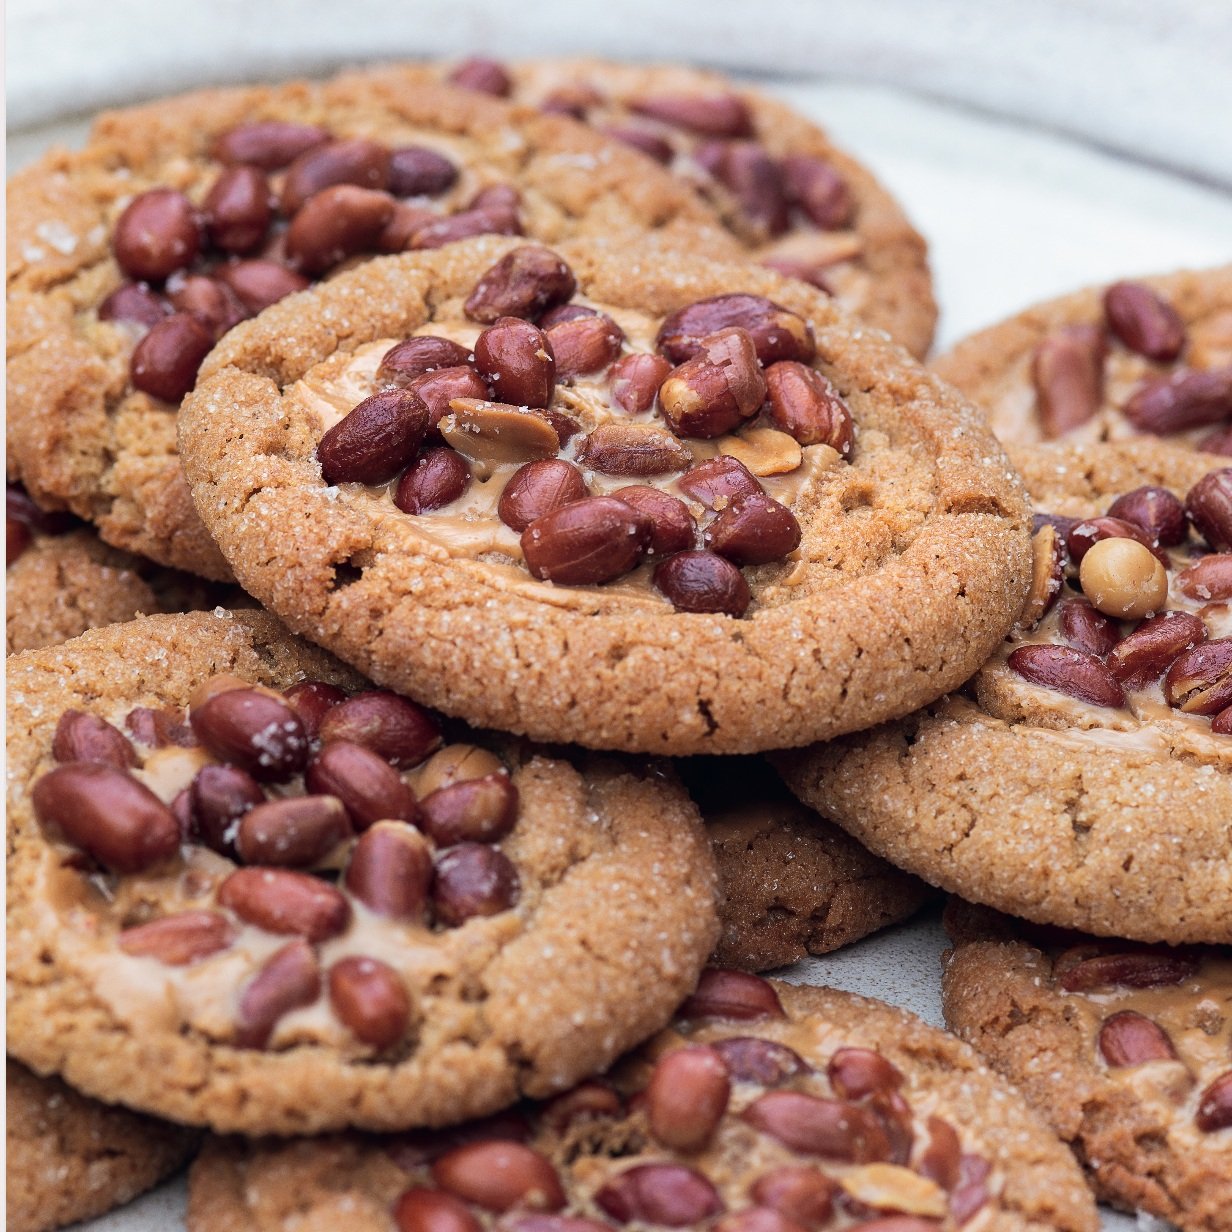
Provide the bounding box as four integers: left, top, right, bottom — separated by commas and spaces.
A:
6, 609, 719, 1134
6, 483, 236, 654
942, 901, 1232, 1231
933, 266, 1232, 480
399, 55, 937, 358
179, 235, 1028, 754
683, 756, 934, 971
6, 1057, 196, 1232
6, 69, 732, 579
187, 972, 1097, 1232
779, 441, 1232, 944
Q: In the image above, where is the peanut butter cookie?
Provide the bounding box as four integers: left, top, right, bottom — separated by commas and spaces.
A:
6, 1058, 196, 1232
179, 236, 1028, 754
6, 70, 732, 579
391, 56, 937, 358
684, 756, 934, 971
6, 609, 718, 1134
6, 483, 235, 654
186, 972, 1096, 1232
779, 441, 1232, 944
933, 267, 1232, 477
942, 901, 1232, 1231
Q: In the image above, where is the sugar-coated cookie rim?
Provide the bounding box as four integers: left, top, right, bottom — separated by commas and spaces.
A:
6, 609, 719, 1134
779, 441, 1232, 945
5, 1059, 198, 1232
179, 235, 1028, 755
5, 67, 733, 580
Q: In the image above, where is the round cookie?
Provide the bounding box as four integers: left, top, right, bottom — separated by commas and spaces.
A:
6, 1057, 196, 1232
933, 266, 1232, 478
186, 971, 1097, 1232
179, 235, 1029, 754
6, 69, 732, 579
779, 441, 1232, 944
6, 609, 719, 1134
682, 756, 934, 970
6, 483, 235, 654
395, 56, 937, 358
942, 901, 1232, 1231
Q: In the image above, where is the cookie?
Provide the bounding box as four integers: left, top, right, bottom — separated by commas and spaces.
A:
6, 609, 719, 1134
186, 970, 1097, 1232
413, 55, 937, 358
179, 235, 1028, 754
683, 756, 934, 971
779, 441, 1232, 943
6, 69, 732, 579
6, 482, 235, 654
942, 901, 1232, 1231
933, 266, 1232, 477
6, 1057, 196, 1232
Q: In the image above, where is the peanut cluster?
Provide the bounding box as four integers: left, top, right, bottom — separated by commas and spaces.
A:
1007, 468, 1232, 728
315, 247, 856, 617
101, 120, 523, 404
1050, 946, 1232, 1136
446, 57, 859, 283
1031, 279, 1232, 450
379, 970, 995, 1232
31, 674, 524, 1051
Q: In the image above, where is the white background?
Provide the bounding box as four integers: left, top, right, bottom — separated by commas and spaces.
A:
7, 3, 1232, 1228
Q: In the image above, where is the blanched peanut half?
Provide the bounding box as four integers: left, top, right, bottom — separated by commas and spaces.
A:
1078, 537, 1168, 619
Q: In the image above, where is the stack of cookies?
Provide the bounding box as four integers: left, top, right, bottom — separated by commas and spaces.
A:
6, 54, 1228, 1232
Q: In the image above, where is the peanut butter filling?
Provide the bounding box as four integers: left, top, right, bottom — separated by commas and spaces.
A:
1052, 950, 1232, 1147
32, 684, 528, 1056
289, 306, 849, 607
981, 536, 1232, 760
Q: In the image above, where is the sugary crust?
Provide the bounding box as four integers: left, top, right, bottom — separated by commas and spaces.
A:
1006, 438, 1219, 511
779, 442, 1232, 944
186, 980, 1098, 1232
6, 526, 237, 654
6, 610, 720, 1134
941, 902, 1232, 1231
7, 529, 161, 654
709, 803, 933, 971
933, 265, 1232, 478
690, 757, 933, 970
389, 57, 937, 358
179, 235, 1029, 755
6, 70, 733, 578
6, 1058, 196, 1232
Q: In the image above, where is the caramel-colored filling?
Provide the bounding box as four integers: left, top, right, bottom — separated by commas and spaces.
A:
982, 536, 1232, 760
34, 700, 520, 1054
1055, 953, 1232, 1146
581, 1015, 1005, 1230
990, 303, 1232, 448
290, 310, 845, 606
